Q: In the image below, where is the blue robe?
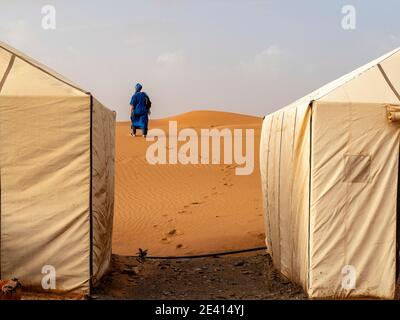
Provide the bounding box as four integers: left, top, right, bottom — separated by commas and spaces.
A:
130, 91, 150, 134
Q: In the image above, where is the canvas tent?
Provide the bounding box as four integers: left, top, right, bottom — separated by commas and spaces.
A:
0, 41, 115, 296
260, 48, 400, 299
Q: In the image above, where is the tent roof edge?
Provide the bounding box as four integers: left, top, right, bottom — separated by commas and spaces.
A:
267, 47, 400, 116
0, 41, 90, 96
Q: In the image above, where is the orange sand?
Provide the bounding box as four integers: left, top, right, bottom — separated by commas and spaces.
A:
112, 111, 265, 256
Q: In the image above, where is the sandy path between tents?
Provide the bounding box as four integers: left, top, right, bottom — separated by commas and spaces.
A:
113, 111, 265, 256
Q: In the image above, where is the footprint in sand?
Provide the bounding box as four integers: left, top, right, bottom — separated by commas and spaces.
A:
160, 238, 171, 244
179, 202, 202, 214
167, 229, 184, 237
168, 229, 177, 236
246, 232, 266, 240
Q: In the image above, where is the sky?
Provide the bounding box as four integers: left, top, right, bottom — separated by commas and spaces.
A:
0, 0, 399, 120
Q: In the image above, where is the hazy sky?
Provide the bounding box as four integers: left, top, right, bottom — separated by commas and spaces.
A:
1, 0, 399, 120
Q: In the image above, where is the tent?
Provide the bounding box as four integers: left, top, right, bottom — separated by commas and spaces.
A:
260, 48, 400, 299
0, 41, 115, 296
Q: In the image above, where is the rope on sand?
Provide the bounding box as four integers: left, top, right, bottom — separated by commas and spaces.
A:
131, 246, 268, 260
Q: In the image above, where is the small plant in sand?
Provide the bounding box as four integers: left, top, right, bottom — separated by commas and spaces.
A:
137, 248, 148, 263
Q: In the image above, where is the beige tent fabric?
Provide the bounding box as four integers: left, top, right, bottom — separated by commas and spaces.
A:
260, 48, 400, 299
0, 96, 91, 293
91, 99, 115, 286
310, 101, 398, 299
260, 116, 272, 253
320, 66, 400, 104
0, 42, 115, 295
1, 57, 86, 97
380, 53, 400, 99
260, 101, 311, 290
286, 102, 311, 288
0, 49, 12, 83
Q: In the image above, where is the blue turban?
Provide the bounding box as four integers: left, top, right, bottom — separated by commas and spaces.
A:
135, 83, 142, 93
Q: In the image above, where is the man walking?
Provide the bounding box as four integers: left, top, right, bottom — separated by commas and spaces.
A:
130, 83, 152, 137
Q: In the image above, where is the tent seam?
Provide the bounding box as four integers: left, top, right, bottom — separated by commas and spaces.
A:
0, 54, 15, 94
307, 102, 313, 294
265, 115, 274, 254
377, 63, 400, 102
290, 107, 298, 279
278, 112, 285, 269
89, 94, 94, 295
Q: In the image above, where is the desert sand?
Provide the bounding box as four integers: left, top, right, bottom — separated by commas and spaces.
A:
113, 110, 265, 257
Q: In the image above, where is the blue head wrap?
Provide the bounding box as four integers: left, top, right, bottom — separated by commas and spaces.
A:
135, 83, 143, 93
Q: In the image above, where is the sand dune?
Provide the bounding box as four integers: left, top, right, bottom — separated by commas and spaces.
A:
113, 110, 265, 256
